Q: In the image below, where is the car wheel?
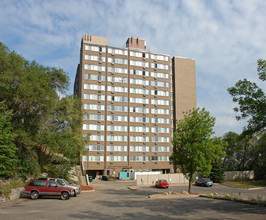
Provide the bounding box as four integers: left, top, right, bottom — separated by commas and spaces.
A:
30, 191, 39, 200
202, 183, 205, 187
74, 190, 77, 197
61, 192, 69, 200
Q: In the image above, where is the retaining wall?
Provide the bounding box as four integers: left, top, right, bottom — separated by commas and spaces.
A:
136, 173, 189, 186
225, 170, 254, 181
0, 187, 24, 204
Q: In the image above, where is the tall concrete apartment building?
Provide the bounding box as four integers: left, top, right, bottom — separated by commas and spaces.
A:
74, 34, 196, 178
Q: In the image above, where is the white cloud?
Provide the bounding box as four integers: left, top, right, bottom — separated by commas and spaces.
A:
1, 0, 265, 136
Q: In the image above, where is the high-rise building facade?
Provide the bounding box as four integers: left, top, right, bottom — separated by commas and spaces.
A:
74, 34, 196, 177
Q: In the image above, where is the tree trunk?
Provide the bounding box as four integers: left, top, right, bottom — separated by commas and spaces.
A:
188, 177, 192, 193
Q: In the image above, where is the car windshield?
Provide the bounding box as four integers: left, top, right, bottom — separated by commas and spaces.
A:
161, 180, 167, 183
56, 179, 64, 185
203, 178, 210, 181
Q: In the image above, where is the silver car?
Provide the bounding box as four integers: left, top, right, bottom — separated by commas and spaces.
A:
195, 178, 213, 187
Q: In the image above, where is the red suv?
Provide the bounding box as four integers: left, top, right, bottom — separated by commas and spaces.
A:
24, 180, 74, 200
155, 179, 169, 188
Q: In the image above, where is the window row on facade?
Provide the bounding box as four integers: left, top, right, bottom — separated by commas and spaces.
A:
83, 114, 170, 123
82, 155, 169, 162
85, 145, 170, 152
84, 104, 168, 112
84, 64, 169, 72
83, 124, 170, 133
87, 135, 170, 142
84, 71, 169, 80
84, 45, 169, 61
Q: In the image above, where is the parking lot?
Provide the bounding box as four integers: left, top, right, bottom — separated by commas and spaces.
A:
0, 180, 265, 220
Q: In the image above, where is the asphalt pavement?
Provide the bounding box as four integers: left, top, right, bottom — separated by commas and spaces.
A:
0, 179, 265, 220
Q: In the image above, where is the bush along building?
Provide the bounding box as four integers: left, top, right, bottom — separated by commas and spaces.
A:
74, 34, 196, 178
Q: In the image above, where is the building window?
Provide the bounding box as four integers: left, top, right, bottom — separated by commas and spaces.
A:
108, 86, 128, 93
83, 114, 105, 120
108, 48, 128, 56
151, 127, 169, 133
107, 105, 128, 112
130, 78, 149, 85
84, 84, 105, 91
130, 146, 149, 152
130, 88, 149, 95
82, 155, 104, 162
108, 96, 128, 102
85, 55, 106, 62
130, 51, 149, 58
130, 136, 149, 142
151, 118, 170, 124
130, 97, 149, 104
84, 74, 106, 81
130, 107, 149, 113
130, 69, 149, 76
152, 146, 170, 152
151, 108, 169, 115
108, 58, 128, 65
83, 124, 104, 131
107, 145, 128, 151
84, 45, 106, 53
83, 104, 105, 111
108, 76, 128, 83
151, 72, 169, 79
151, 63, 168, 70
107, 115, 128, 122
107, 156, 128, 162
151, 81, 169, 88
84, 64, 105, 71
151, 137, 170, 142
130, 156, 149, 161
85, 145, 104, 151
130, 60, 149, 67
151, 99, 169, 105
107, 125, 128, 132
108, 67, 128, 74
107, 135, 128, 142
84, 94, 105, 101
89, 135, 105, 141
152, 156, 169, 161
130, 126, 149, 132
130, 116, 149, 123
150, 54, 168, 61
151, 90, 169, 96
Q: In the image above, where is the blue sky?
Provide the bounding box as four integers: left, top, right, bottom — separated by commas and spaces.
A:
1, 0, 265, 137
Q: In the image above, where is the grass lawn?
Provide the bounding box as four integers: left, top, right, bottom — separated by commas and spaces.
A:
223, 179, 266, 188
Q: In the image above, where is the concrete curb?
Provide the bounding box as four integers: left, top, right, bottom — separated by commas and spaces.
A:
147, 193, 199, 199
200, 195, 266, 207
221, 184, 266, 190
82, 189, 95, 192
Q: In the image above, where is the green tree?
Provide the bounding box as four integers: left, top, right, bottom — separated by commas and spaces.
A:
252, 132, 266, 180
170, 108, 227, 193
222, 131, 241, 171
227, 59, 266, 136
0, 42, 86, 179
0, 101, 18, 177
210, 159, 225, 183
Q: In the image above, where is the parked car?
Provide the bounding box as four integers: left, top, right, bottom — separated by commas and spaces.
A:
102, 175, 109, 181
24, 179, 74, 200
155, 179, 169, 188
195, 178, 213, 187
38, 177, 81, 196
